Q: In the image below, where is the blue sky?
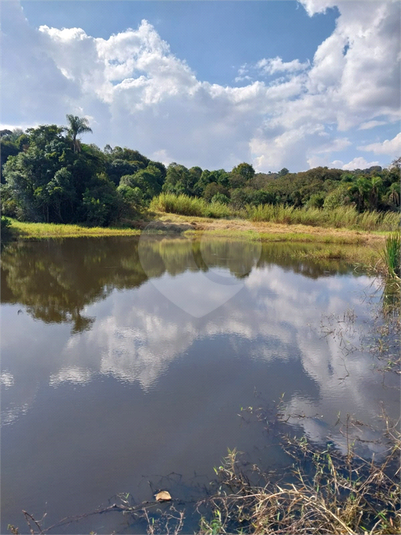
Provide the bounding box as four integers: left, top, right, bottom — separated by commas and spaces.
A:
2, 0, 400, 172
19, 1, 338, 86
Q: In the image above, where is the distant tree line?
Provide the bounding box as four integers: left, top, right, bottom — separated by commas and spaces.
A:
1, 116, 400, 226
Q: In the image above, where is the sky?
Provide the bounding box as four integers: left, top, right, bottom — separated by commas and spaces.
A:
1, 0, 400, 172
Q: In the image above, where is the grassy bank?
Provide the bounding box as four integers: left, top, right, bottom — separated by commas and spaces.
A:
150, 193, 400, 232
4, 215, 392, 266
4, 219, 141, 239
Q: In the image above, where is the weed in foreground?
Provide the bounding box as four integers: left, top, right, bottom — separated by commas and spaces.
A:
9, 410, 400, 535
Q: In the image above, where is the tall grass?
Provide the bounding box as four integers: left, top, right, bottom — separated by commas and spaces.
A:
382, 232, 401, 278
150, 193, 235, 218
150, 194, 400, 232
248, 204, 400, 231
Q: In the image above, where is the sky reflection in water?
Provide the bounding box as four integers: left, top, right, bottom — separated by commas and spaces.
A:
1, 237, 398, 533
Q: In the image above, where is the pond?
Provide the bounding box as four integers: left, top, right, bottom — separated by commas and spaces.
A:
1, 236, 399, 533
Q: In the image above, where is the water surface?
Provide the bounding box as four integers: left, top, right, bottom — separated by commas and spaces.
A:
1, 237, 398, 533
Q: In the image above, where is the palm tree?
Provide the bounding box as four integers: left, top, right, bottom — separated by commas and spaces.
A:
369, 176, 383, 210
348, 177, 371, 212
66, 114, 93, 153
388, 182, 400, 208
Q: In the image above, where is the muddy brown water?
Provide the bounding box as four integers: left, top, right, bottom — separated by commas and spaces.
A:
1, 236, 399, 533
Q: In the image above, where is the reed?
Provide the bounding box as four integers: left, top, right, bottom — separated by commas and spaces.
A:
382, 232, 401, 278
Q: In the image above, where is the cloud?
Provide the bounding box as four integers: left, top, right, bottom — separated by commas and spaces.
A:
359, 120, 388, 131
314, 137, 351, 154
2, 254, 393, 457
1, 0, 400, 171
341, 156, 380, 170
256, 56, 310, 75
358, 132, 401, 157
298, 0, 337, 17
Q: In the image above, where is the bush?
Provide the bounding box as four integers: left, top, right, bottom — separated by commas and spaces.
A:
323, 185, 352, 210
306, 193, 325, 209
1, 216, 13, 242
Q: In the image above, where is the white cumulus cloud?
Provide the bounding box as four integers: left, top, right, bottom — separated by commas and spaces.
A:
1, 0, 400, 172
341, 156, 380, 170
256, 56, 310, 75
358, 132, 401, 156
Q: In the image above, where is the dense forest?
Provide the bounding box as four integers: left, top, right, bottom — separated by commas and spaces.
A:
1, 116, 400, 227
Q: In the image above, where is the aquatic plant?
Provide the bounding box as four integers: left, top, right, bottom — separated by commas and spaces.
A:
382, 232, 401, 279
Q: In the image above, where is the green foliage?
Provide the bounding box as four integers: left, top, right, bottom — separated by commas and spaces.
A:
1, 117, 399, 229
382, 232, 401, 278
1, 216, 13, 242
278, 167, 289, 176
117, 184, 144, 206
211, 192, 230, 205
231, 162, 255, 180
65, 114, 93, 153
323, 184, 351, 210
120, 165, 164, 201
306, 193, 325, 209
81, 174, 122, 226
230, 189, 249, 208
204, 182, 229, 202
162, 163, 198, 197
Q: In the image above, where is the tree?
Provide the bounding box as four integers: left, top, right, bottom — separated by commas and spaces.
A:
163, 163, 196, 196
348, 177, 371, 212
66, 115, 93, 153
278, 167, 289, 177
232, 162, 255, 180
204, 182, 228, 202
386, 182, 400, 209
369, 176, 383, 210
390, 156, 401, 171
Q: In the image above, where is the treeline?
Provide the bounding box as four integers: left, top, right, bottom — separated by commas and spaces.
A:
1, 116, 400, 227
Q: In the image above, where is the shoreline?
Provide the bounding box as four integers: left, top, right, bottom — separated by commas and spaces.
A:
6, 214, 390, 245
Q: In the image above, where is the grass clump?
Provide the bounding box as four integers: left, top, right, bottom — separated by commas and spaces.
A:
382, 232, 401, 279
201, 428, 400, 535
